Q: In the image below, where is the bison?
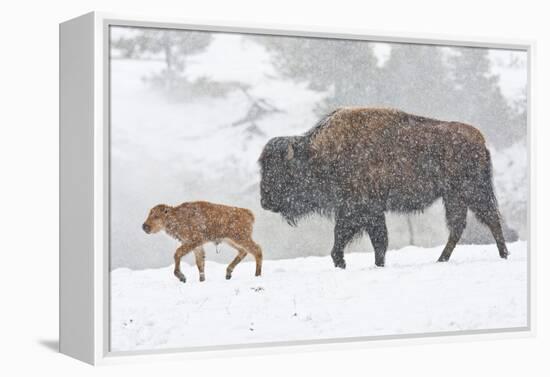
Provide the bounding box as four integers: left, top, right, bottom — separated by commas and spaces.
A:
259, 107, 509, 268
142, 201, 263, 282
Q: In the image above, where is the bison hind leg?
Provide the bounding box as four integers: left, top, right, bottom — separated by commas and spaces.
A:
468, 150, 509, 259
437, 195, 467, 262
469, 195, 509, 259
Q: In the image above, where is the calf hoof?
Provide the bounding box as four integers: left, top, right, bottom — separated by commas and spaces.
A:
174, 271, 186, 283
437, 256, 449, 263
199, 275, 205, 282
500, 252, 509, 260
375, 262, 385, 267
226, 273, 232, 280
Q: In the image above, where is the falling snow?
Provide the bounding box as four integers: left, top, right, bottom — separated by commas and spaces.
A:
109, 28, 529, 352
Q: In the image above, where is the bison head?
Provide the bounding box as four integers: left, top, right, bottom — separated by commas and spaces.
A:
258, 136, 320, 225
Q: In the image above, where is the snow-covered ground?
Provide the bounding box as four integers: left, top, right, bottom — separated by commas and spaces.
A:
111, 241, 528, 351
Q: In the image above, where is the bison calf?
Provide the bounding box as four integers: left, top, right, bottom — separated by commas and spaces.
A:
142, 201, 263, 283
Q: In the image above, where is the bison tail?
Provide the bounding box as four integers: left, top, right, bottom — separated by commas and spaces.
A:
475, 147, 501, 216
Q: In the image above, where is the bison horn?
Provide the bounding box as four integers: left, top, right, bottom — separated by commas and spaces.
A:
286, 143, 294, 160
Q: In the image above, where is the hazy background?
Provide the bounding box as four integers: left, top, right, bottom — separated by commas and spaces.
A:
109, 26, 528, 270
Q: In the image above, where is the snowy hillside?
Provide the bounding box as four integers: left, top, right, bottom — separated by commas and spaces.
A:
110, 31, 529, 270
110, 36, 328, 270
111, 241, 528, 351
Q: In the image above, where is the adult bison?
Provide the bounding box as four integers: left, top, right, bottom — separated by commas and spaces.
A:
258, 107, 509, 268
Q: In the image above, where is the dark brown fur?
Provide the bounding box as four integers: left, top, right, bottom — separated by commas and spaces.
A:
142, 201, 263, 283
308, 108, 489, 210
259, 107, 509, 268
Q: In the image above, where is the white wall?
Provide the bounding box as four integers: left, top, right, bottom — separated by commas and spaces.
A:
1, 0, 548, 376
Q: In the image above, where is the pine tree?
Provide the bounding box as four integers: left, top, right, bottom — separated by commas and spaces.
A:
377, 44, 456, 119
253, 35, 381, 114
111, 29, 212, 89
447, 47, 517, 147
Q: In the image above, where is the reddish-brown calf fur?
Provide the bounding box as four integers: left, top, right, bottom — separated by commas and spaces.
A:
142, 201, 263, 283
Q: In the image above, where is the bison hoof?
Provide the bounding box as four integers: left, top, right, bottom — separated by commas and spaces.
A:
437, 256, 449, 263
334, 259, 346, 269
226, 273, 232, 280
500, 252, 509, 260
199, 276, 205, 282
179, 276, 186, 283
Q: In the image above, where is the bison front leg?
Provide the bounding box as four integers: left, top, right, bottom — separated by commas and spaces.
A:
331, 209, 364, 269
365, 213, 388, 267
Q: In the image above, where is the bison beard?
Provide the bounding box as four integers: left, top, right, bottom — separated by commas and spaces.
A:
258, 107, 509, 269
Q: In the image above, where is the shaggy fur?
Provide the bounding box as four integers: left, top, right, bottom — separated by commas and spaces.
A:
142, 201, 263, 282
258, 107, 509, 268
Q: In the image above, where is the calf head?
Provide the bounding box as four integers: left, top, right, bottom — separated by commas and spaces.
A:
142, 204, 171, 234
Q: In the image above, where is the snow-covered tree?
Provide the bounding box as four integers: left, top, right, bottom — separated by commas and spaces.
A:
377, 45, 455, 118
254, 36, 380, 114
447, 48, 518, 148
111, 29, 212, 90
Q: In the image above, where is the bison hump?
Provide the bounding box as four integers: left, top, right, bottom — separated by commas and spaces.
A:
308, 107, 407, 159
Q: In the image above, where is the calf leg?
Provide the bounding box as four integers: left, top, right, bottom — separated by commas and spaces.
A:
254, 251, 262, 277
239, 238, 263, 277
174, 242, 201, 283
233, 238, 263, 276
225, 249, 247, 280
437, 195, 467, 262
224, 237, 263, 279
193, 246, 206, 282
364, 213, 388, 267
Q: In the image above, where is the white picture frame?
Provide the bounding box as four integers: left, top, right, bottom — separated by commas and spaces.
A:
59, 11, 535, 365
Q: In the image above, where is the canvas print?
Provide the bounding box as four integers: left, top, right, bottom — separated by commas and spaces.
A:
109, 26, 529, 352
